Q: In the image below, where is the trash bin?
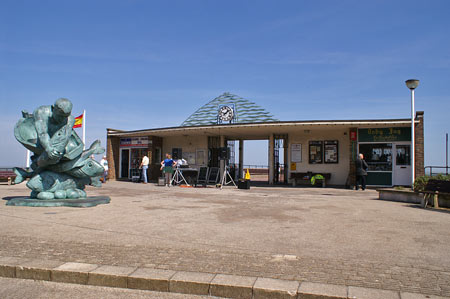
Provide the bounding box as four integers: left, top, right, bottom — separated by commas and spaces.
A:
238, 179, 250, 189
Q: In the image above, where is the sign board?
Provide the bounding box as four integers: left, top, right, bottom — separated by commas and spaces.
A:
196, 167, 208, 184
324, 140, 338, 163
358, 127, 411, 142
290, 162, 297, 171
291, 144, 302, 162
120, 137, 149, 148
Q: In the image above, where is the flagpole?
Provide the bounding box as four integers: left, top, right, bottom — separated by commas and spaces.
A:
82, 110, 86, 150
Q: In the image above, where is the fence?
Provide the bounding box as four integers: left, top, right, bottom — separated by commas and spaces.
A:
425, 166, 449, 176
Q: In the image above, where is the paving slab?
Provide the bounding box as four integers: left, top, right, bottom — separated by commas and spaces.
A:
210, 273, 257, 299
298, 282, 347, 299
16, 259, 64, 281
88, 265, 137, 288
169, 271, 216, 295
128, 268, 176, 292
348, 286, 400, 299
253, 277, 299, 299
52, 262, 99, 284
401, 292, 449, 299
2, 182, 450, 298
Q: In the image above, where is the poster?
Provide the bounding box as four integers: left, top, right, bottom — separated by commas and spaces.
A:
196, 149, 206, 165
324, 140, 338, 163
309, 141, 323, 164
291, 144, 302, 162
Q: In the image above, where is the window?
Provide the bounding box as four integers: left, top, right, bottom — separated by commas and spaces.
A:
359, 143, 392, 171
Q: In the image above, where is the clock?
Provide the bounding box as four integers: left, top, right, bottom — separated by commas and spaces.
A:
218, 106, 234, 122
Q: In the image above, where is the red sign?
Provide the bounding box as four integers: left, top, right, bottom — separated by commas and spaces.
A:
350, 131, 357, 141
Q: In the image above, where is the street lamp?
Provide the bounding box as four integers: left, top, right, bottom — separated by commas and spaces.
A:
405, 79, 419, 188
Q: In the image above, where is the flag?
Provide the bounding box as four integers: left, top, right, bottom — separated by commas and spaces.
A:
73, 113, 83, 128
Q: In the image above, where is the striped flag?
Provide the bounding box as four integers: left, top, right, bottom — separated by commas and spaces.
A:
73, 113, 83, 128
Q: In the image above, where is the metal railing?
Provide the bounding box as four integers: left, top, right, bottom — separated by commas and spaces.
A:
424, 166, 449, 176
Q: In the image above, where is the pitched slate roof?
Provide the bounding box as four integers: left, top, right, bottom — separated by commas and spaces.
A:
181, 92, 278, 127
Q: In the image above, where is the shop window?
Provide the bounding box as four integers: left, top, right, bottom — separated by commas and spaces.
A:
359, 143, 392, 171
324, 140, 338, 163
396, 145, 411, 166
309, 141, 323, 164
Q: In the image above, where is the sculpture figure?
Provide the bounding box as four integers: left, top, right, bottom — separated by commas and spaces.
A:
13, 98, 105, 200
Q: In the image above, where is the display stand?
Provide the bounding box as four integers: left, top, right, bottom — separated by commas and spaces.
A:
170, 166, 190, 186
220, 166, 237, 189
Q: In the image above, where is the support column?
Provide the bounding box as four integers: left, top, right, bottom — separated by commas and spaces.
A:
106, 134, 120, 180
268, 134, 274, 185
239, 139, 244, 179
220, 135, 225, 183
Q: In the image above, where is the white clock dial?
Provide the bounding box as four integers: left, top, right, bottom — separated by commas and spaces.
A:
219, 106, 234, 121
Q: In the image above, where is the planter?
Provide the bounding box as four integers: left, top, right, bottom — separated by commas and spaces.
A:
377, 188, 422, 204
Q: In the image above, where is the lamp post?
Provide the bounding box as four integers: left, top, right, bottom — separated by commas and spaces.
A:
405, 79, 419, 188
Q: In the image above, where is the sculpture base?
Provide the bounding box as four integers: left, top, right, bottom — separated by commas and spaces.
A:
5, 196, 110, 207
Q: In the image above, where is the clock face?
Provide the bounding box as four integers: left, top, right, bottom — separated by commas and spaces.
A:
218, 106, 234, 121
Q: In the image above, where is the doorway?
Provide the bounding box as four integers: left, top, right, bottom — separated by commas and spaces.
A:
120, 149, 129, 179
393, 144, 412, 186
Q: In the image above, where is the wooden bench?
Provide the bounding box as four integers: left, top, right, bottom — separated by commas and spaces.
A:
0, 168, 17, 185
290, 172, 331, 187
421, 179, 450, 208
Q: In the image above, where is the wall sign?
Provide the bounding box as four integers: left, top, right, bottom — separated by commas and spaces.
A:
291, 144, 302, 162
120, 137, 149, 148
358, 127, 411, 142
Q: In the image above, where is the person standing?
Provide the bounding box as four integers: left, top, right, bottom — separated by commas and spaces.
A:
356, 153, 369, 190
161, 153, 176, 186
100, 155, 108, 183
140, 155, 149, 184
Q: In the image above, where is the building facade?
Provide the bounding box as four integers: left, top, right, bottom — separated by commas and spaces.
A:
106, 94, 424, 187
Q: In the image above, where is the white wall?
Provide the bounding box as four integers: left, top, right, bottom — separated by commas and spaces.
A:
288, 128, 350, 185
162, 135, 208, 168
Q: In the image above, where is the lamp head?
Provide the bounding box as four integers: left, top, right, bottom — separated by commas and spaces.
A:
405, 79, 419, 90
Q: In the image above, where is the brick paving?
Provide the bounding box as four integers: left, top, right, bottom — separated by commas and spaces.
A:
1, 182, 449, 297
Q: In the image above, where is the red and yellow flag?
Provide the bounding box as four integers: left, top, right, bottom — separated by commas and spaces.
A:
73, 113, 83, 128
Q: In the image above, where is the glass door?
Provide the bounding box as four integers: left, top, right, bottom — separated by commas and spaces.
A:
393, 144, 412, 186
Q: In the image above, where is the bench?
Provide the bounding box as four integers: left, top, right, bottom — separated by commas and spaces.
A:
421, 179, 450, 209
290, 172, 331, 187
0, 168, 17, 185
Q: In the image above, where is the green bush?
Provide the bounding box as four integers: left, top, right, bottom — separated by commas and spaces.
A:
414, 174, 450, 192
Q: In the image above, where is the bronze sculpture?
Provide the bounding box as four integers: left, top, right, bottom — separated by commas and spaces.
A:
13, 98, 106, 201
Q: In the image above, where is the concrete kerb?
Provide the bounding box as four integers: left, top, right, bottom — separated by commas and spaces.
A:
0, 257, 448, 299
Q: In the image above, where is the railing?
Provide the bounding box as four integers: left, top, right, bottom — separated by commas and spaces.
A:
425, 166, 449, 176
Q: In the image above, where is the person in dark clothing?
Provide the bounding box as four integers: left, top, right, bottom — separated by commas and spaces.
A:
356, 153, 369, 190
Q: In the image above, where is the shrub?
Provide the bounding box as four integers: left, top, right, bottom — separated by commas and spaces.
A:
413, 174, 450, 192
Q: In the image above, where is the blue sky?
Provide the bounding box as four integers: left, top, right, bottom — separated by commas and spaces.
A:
1, 0, 449, 168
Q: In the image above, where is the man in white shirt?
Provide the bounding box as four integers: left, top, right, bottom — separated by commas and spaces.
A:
140, 155, 149, 184
100, 155, 108, 183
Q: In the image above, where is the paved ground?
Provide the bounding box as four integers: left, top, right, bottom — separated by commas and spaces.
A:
0, 277, 213, 299
1, 181, 450, 297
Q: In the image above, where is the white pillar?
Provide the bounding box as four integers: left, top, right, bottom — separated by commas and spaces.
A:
411, 90, 415, 187
220, 135, 225, 182
268, 134, 274, 185
239, 139, 244, 179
